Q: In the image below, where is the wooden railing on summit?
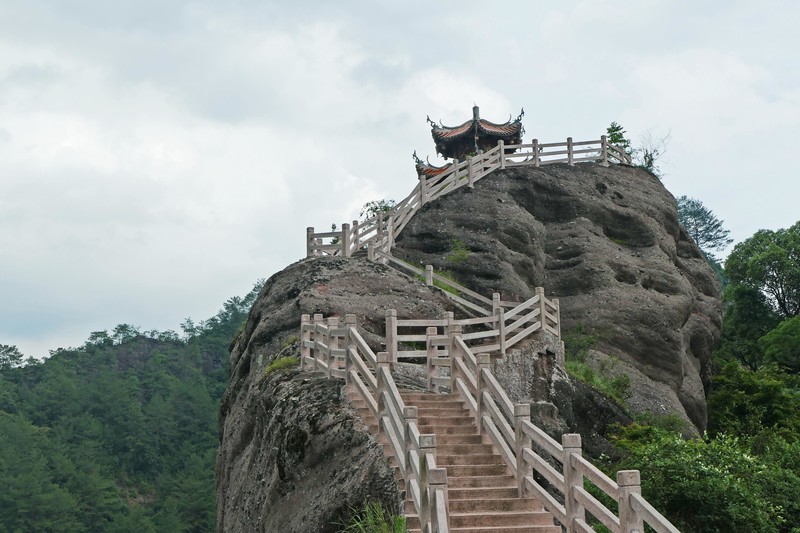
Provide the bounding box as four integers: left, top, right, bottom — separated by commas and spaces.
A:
300, 310, 682, 533
306, 135, 631, 259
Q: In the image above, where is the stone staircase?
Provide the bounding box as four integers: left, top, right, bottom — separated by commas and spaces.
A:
348, 385, 560, 532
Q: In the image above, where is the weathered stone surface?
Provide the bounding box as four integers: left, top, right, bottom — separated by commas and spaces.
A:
394, 163, 722, 430
216, 256, 454, 532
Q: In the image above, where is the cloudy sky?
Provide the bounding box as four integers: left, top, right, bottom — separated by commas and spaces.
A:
2, 1, 798, 357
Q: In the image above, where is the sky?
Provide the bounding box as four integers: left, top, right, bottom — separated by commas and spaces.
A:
2, 1, 799, 358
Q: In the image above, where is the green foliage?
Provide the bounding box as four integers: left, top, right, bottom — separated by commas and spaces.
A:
611, 427, 782, 532
359, 199, 396, 222
445, 239, 470, 264
563, 326, 630, 404
714, 284, 780, 370
340, 501, 406, 533
0, 344, 24, 370
606, 122, 631, 153
761, 316, 800, 373
431, 269, 460, 295
264, 356, 299, 376
676, 195, 733, 258
0, 279, 265, 532
707, 362, 800, 438
725, 220, 800, 318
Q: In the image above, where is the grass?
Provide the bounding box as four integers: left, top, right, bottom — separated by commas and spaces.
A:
415, 268, 461, 296
340, 501, 406, 533
264, 356, 299, 376
563, 325, 631, 405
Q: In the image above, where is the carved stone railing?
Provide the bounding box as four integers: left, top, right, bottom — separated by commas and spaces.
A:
306, 135, 631, 259
300, 314, 449, 533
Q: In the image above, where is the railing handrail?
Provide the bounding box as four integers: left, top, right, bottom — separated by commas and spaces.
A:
300, 314, 450, 532
306, 135, 631, 259
445, 328, 679, 533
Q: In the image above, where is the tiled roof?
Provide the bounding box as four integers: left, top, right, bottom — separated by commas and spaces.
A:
412, 151, 451, 177
432, 117, 523, 141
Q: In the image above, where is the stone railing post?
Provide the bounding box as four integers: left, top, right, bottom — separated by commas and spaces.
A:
553, 298, 561, 338
567, 137, 574, 166
341, 222, 351, 257
428, 467, 449, 532
344, 314, 356, 384
452, 158, 460, 182
477, 149, 485, 173
425, 265, 434, 286
326, 317, 340, 378
467, 155, 475, 188
312, 314, 324, 371
536, 287, 546, 333
475, 353, 490, 429
562, 433, 585, 532
418, 434, 436, 530
376, 352, 390, 420
418, 174, 428, 206
426, 326, 438, 393
306, 227, 315, 257
404, 406, 419, 496
367, 242, 375, 262
386, 309, 398, 369
515, 403, 532, 497
351, 220, 360, 250
300, 314, 311, 370
498, 140, 506, 169
617, 470, 644, 533
600, 135, 609, 167
386, 215, 395, 250
532, 138, 540, 167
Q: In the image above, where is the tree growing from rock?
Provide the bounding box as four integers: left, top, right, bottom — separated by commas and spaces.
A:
677, 195, 734, 258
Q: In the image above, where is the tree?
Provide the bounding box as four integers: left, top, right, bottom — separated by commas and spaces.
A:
0, 345, 24, 371
606, 122, 669, 177
715, 284, 780, 370
359, 199, 396, 222
725, 221, 800, 318
606, 122, 631, 154
677, 196, 734, 258
760, 316, 800, 373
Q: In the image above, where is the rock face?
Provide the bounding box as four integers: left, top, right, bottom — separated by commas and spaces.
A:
216, 162, 723, 530
393, 163, 722, 430
216, 257, 455, 532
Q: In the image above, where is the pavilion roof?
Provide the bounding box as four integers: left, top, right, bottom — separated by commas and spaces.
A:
427, 106, 524, 159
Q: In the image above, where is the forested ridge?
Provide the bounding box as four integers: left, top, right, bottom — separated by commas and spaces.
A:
0, 281, 263, 532
2, 215, 799, 532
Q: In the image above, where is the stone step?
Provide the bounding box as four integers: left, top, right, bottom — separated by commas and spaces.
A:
406, 516, 559, 532
417, 424, 479, 435
445, 464, 511, 477
413, 407, 471, 417
450, 511, 555, 528
418, 415, 477, 425
406, 497, 539, 515
448, 486, 520, 500
447, 475, 518, 489
438, 454, 506, 466
436, 443, 496, 456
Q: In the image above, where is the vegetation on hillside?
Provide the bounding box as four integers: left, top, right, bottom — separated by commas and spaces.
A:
0, 280, 264, 532
598, 220, 800, 532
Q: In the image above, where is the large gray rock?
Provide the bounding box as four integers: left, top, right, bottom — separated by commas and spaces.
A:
393, 163, 722, 430
216, 256, 455, 532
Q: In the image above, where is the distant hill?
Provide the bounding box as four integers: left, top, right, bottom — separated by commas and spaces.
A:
0, 280, 263, 532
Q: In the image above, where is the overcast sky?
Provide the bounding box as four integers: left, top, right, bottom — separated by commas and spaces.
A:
2, 1, 798, 358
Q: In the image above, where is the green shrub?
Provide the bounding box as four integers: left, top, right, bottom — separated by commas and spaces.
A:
340, 501, 406, 533
445, 239, 469, 263
611, 428, 779, 532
